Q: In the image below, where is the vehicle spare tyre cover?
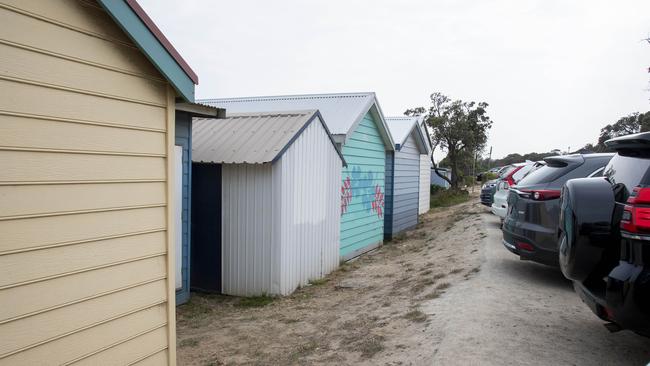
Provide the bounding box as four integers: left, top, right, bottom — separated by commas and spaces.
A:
559, 178, 616, 282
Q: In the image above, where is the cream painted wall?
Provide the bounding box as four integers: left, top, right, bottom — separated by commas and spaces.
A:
0, 0, 175, 364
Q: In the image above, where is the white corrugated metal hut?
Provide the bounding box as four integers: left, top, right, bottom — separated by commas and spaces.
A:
191, 110, 345, 296
418, 118, 432, 214
198, 93, 395, 260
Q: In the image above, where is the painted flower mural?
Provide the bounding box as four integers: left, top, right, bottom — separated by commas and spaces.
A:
371, 184, 384, 218
340, 176, 352, 214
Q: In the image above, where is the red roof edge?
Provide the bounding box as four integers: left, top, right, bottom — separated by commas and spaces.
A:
125, 0, 199, 85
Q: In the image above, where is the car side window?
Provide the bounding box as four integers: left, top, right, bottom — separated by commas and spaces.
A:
605, 155, 650, 193
587, 167, 604, 178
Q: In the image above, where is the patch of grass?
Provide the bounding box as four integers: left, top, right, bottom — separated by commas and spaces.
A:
178, 337, 199, 348
403, 309, 428, 323
435, 282, 451, 291
290, 340, 320, 360
308, 278, 329, 286
423, 291, 442, 300
358, 335, 385, 358
236, 295, 274, 308
449, 268, 463, 275
388, 233, 407, 243
430, 189, 470, 208
411, 276, 436, 294
281, 317, 301, 324
179, 297, 216, 328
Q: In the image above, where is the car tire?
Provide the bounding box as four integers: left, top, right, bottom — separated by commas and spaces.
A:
559, 178, 616, 282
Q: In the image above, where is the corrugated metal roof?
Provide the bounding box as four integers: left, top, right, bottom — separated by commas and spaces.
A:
192, 110, 345, 165
197, 92, 394, 149
385, 116, 429, 154
385, 116, 418, 146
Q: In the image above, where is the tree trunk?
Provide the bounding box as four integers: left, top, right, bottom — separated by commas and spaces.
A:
448, 148, 459, 189
430, 154, 452, 186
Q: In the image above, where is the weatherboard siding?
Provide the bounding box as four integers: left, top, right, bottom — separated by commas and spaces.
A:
340, 112, 386, 259
0, 1, 174, 364
385, 133, 420, 238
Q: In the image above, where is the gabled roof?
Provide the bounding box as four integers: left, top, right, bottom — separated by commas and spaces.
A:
98, 0, 198, 102
198, 92, 395, 150
419, 118, 433, 154
192, 110, 346, 165
385, 116, 429, 154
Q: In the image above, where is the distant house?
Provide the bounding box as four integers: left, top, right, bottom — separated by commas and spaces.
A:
190, 110, 345, 296
431, 167, 452, 188
200, 93, 395, 260
384, 117, 429, 239
0, 0, 221, 363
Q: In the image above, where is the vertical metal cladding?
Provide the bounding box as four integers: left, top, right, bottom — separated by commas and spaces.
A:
221, 163, 279, 296
276, 117, 341, 294
419, 154, 431, 214
220, 117, 341, 296
388, 133, 421, 236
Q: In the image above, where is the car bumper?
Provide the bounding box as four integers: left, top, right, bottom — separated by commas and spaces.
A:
490, 203, 507, 219
501, 228, 559, 266
480, 194, 493, 206
574, 270, 650, 337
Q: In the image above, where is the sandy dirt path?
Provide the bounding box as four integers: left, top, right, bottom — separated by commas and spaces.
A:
176, 197, 650, 365
425, 212, 650, 366
176, 197, 485, 365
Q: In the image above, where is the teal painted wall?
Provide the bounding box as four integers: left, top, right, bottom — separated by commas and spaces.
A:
340, 112, 386, 258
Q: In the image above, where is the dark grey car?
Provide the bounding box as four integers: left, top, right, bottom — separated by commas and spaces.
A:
501, 153, 614, 266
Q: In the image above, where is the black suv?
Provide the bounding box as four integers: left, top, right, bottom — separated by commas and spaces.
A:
502, 154, 613, 266
559, 132, 650, 336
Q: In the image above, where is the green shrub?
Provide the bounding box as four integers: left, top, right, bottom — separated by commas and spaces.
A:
430, 184, 444, 195
430, 189, 470, 208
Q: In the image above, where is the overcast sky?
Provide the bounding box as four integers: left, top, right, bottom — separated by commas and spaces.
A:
140, 0, 650, 159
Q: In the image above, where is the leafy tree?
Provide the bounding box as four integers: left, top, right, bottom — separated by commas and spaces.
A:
406, 92, 493, 189
596, 112, 648, 151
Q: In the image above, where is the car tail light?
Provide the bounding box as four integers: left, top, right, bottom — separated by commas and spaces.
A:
505, 166, 524, 186
621, 186, 650, 234
516, 241, 534, 251
519, 189, 561, 201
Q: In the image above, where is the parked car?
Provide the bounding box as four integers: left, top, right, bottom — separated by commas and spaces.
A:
491, 161, 545, 220
558, 132, 650, 336
502, 153, 614, 266
480, 164, 521, 206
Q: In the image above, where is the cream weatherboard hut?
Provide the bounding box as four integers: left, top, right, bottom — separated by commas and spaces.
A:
0, 0, 220, 364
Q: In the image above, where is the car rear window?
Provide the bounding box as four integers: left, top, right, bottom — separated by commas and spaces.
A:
604, 154, 650, 192
499, 166, 516, 178
516, 164, 575, 185
512, 165, 533, 183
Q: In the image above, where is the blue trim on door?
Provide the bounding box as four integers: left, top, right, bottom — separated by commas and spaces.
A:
175, 113, 192, 305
